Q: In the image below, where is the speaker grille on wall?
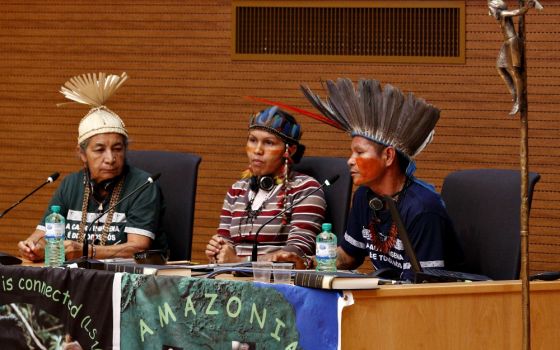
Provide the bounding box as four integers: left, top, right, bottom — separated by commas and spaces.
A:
232, 1, 465, 64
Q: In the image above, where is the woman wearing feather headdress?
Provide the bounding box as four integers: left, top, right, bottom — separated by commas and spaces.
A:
295, 78, 463, 281
204, 106, 326, 269
18, 73, 165, 262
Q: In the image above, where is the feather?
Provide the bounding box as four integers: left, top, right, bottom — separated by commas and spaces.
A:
60, 72, 128, 108
300, 78, 440, 158
325, 79, 358, 132
244, 95, 344, 130
301, 84, 351, 131
379, 84, 404, 146
393, 92, 417, 153
333, 78, 362, 131
357, 79, 372, 132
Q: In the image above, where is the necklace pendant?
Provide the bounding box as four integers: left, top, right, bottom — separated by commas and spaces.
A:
377, 231, 388, 242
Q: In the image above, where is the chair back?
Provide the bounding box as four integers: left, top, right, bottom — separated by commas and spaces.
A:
293, 156, 353, 237
127, 150, 201, 261
441, 169, 540, 280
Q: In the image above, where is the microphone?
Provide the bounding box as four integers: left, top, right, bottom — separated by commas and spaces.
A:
69, 173, 161, 268
383, 195, 422, 273
251, 174, 340, 262
0, 172, 60, 219
369, 197, 384, 211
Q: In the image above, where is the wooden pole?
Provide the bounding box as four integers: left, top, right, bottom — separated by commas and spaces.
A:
518, 1, 531, 349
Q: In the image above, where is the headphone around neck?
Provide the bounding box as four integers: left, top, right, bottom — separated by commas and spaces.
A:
249, 175, 276, 192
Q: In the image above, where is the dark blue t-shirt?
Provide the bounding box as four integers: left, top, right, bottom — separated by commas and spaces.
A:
341, 178, 463, 281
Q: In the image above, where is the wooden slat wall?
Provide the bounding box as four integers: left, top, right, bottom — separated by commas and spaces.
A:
0, 1, 558, 274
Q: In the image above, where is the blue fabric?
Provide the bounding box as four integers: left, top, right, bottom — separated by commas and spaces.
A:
341, 179, 462, 281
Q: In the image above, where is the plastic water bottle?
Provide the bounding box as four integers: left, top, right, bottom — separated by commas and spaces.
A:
316, 222, 337, 272
44, 205, 65, 267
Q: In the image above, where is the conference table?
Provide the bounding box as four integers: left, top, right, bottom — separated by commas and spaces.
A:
1, 263, 559, 350
343, 280, 560, 350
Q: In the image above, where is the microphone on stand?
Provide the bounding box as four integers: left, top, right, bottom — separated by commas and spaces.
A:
251, 174, 340, 262
0, 172, 60, 219
0, 172, 59, 265
67, 173, 161, 269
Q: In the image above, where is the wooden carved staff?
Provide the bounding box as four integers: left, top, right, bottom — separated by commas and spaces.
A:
487, 1, 542, 349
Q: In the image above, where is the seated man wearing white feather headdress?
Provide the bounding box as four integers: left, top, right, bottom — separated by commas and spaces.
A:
18, 73, 165, 262
299, 78, 463, 281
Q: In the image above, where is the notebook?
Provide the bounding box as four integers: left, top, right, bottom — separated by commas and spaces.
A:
384, 196, 491, 283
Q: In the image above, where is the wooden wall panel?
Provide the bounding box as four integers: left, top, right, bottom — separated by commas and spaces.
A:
0, 0, 558, 275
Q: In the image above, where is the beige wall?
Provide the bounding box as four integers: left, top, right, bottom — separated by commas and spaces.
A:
0, 1, 558, 273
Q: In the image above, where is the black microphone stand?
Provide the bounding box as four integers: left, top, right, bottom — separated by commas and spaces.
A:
66, 173, 160, 269
0, 172, 60, 219
0, 172, 59, 265
251, 175, 339, 262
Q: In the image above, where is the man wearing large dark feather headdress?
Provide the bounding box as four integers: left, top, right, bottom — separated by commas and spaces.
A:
488, 0, 539, 115
300, 78, 463, 281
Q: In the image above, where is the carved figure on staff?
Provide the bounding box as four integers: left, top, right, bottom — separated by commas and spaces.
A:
487, 0, 542, 115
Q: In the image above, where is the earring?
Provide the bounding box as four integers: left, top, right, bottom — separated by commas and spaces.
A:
283, 144, 290, 160
281, 144, 290, 224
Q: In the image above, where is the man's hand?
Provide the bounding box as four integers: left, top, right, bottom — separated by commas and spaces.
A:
336, 246, 362, 270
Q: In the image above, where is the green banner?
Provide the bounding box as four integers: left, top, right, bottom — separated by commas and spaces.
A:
120, 275, 305, 349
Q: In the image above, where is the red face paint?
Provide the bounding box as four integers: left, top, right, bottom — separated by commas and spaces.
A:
348, 137, 385, 187
355, 157, 384, 186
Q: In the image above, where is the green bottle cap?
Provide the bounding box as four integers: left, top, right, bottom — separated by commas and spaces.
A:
322, 223, 332, 232
51, 205, 61, 213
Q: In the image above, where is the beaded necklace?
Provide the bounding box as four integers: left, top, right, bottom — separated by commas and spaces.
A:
369, 221, 398, 254
77, 173, 125, 245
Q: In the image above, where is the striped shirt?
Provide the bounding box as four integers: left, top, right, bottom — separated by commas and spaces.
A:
217, 172, 326, 257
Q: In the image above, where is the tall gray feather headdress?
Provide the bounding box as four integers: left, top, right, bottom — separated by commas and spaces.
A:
301, 78, 440, 159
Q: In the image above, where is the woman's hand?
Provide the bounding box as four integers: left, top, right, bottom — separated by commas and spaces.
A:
268, 251, 314, 270
215, 243, 243, 264
17, 239, 45, 262
64, 240, 84, 260
205, 234, 227, 263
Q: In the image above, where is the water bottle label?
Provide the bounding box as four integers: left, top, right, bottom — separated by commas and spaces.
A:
316, 243, 336, 258
45, 223, 65, 239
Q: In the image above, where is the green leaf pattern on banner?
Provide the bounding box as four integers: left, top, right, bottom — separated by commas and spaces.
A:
120, 275, 301, 350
